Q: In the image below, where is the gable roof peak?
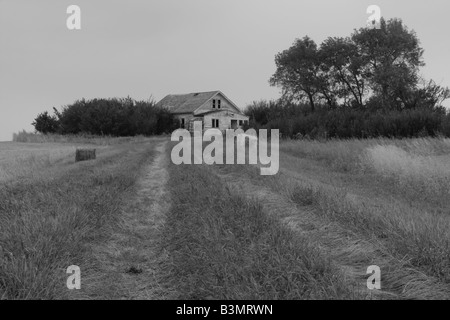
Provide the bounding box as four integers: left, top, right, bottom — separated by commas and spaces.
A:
156, 90, 226, 114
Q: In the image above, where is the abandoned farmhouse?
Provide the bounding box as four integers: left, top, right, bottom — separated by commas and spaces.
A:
156, 91, 249, 131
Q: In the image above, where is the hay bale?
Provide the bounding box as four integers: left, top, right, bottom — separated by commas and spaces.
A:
75, 148, 96, 162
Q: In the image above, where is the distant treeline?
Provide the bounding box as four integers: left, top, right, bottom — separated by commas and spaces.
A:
245, 100, 450, 139
32, 97, 176, 136
253, 17, 450, 139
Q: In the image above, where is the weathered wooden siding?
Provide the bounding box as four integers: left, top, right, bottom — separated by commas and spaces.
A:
195, 92, 242, 115
203, 111, 248, 130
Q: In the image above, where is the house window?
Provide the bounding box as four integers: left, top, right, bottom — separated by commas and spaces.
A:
212, 99, 216, 109
239, 120, 243, 126
218, 100, 221, 109
181, 118, 185, 128
212, 119, 219, 128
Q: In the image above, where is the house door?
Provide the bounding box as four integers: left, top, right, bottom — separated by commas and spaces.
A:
231, 120, 238, 129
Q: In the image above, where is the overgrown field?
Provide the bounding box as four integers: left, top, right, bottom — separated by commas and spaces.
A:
163, 136, 450, 299
2, 134, 449, 300
163, 150, 357, 299
280, 137, 450, 207
268, 137, 450, 297
0, 137, 160, 299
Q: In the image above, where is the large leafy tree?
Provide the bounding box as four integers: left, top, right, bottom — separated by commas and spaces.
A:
320, 37, 367, 108
270, 36, 321, 112
352, 18, 425, 109
270, 17, 448, 112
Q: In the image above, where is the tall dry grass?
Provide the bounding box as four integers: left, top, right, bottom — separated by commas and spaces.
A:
222, 161, 450, 298
0, 139, 158, 299
12, 130, 150, 145
268, 137, 450, 292
163, 147, 357, 299
0, 144, 81, 182
281, 137, 450, 173
361, 144, 450, 196
280, 139, 373, 172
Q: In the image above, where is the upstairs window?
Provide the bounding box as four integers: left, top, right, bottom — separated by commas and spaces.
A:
218, 100, 221, 109
212, 99, 216, 108
181, 118, 185, 129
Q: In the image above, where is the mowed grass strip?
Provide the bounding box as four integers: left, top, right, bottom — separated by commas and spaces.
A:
0, 140, 157, 299
226, 161, 450, 297
162, 155, 357, 300
279, 139, 450, 284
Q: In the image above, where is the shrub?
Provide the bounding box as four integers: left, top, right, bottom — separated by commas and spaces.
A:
32, 97, 177, 137
245, 100, 450, 139
32, 111, 59, 134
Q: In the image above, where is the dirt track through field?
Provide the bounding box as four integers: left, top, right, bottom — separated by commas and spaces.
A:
71, 141, 176, 299
214, 166, 450, 300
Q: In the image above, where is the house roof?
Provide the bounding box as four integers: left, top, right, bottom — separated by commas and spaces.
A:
156, 91, 219, 114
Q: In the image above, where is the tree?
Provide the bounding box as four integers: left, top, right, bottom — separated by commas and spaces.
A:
352, 18, 425, 109
270, 18, 441, 112
57, 99, 86, 134
270, 36, 321, 112
319, 37, 367, 108
405, 79, 450, 109
32, 111, 59, 134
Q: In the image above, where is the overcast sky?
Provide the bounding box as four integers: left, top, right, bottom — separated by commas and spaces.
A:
1, 0, 449, 141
